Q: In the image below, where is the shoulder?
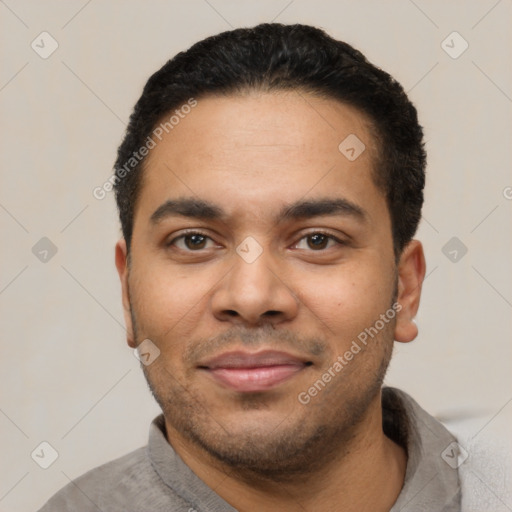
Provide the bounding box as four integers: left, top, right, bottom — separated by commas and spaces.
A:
441, 414, 512, 512
386, 387, 512, 511
37, 446, 169, 511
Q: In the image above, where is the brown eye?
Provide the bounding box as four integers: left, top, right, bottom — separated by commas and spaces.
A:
184, 234, 207, 250
294, 232, 341, 251
168, 232, 215, 251
307, 233, 329, 250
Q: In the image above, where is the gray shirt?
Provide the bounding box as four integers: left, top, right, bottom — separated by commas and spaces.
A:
38, 387, 461, 511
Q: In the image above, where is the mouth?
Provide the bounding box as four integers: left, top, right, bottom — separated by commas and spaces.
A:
198, 350, 313, 392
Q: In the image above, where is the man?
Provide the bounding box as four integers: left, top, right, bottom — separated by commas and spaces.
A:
39, 23, 463, 511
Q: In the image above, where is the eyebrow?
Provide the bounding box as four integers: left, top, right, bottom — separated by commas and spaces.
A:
149, 197, 367, 225
150, 198, 225, 224
279, 197, 366, 223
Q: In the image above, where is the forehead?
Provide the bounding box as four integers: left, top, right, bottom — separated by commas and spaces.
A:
135, 90, 386, 227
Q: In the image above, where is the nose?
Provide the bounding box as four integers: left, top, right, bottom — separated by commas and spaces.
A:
211, 247, 299, 327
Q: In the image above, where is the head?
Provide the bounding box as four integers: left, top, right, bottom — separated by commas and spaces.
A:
114, 23, 426, 478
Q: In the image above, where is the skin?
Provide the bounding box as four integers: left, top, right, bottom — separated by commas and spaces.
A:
115, 90, 426, 512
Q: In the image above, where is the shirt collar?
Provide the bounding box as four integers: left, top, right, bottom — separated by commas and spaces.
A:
147, 414, 238, 511
385, 387, 462, 511
147, 387, 461, 511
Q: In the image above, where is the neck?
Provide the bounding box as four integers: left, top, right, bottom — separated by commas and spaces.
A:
165, 393, 407, 512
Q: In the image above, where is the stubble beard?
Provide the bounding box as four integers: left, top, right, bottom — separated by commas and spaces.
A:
131, 306, 395, 482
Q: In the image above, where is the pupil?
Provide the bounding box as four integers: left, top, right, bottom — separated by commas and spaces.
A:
309, 234, 327, 249
187, 234, 205, 249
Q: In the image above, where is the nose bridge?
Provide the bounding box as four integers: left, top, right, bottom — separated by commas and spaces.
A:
229, 243, 279, 300
211, 238, 298, 324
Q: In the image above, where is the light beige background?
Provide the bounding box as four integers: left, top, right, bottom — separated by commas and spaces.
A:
1, 1, 511, 510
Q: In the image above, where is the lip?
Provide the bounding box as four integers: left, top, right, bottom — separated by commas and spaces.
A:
198, 350, 311, 392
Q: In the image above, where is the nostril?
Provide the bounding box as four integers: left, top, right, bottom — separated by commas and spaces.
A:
264, 310, 280, 317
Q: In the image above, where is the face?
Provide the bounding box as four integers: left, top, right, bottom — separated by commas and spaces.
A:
116, 90, 424, 478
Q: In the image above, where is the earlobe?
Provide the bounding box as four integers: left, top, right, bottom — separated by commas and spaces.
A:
115, 239, 136, 348
394, 240, 426, 343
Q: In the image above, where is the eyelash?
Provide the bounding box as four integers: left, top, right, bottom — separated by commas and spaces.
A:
167, 229, 346, 252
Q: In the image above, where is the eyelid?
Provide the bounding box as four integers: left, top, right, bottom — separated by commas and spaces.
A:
165, 228, 347, 251
291, 230, 347, 250
166, 229, 217, 248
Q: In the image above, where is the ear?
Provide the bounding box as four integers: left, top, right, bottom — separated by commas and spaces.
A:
115, 239, 136, 348
394, 240, 426, 343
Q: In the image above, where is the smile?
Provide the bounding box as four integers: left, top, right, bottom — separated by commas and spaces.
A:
198, 350, 312, 392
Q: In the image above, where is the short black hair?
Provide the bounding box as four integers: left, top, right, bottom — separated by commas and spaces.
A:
113, 23, 425, 257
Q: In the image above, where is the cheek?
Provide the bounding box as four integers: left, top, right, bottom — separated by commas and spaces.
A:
294, 260, 393, 347
130, 262, 216, 339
